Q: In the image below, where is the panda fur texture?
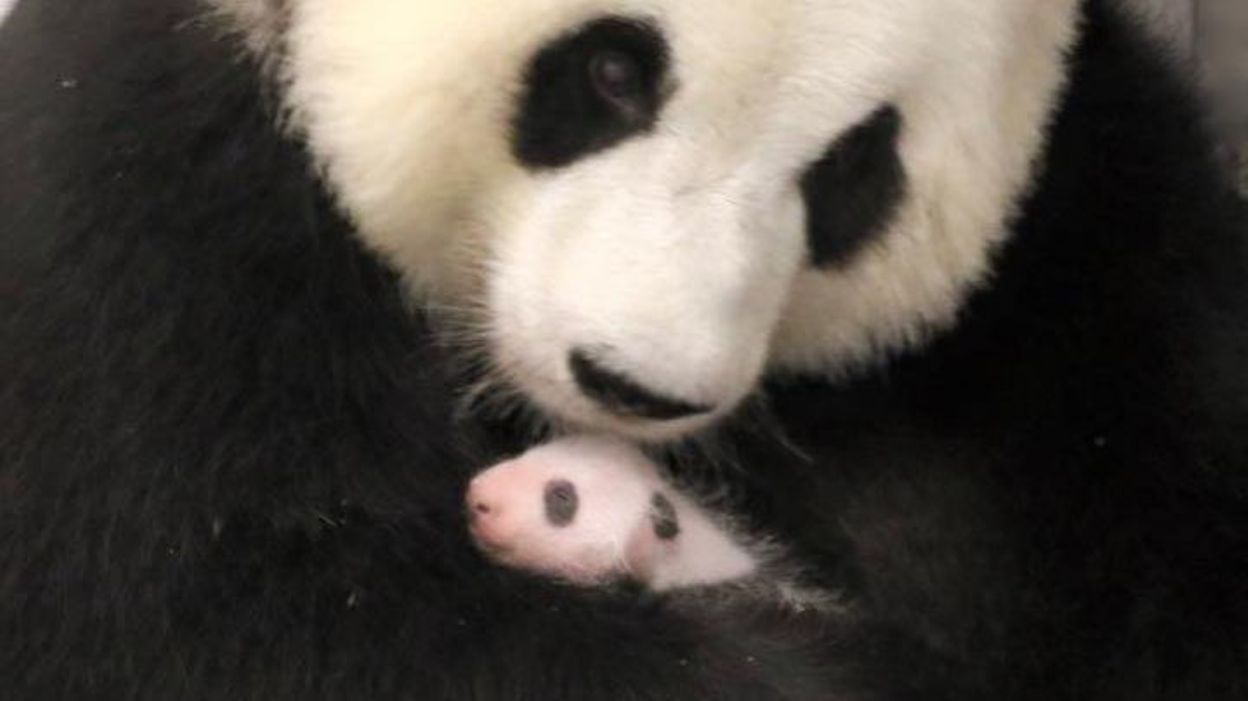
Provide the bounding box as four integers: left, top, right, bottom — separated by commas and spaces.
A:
466, 435, 839, 610
2, 0, 1247, 699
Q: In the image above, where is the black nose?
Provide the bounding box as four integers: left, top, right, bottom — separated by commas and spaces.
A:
569, 349, 713, 421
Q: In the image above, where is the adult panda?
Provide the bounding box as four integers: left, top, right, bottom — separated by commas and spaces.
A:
2, 0, 1246, 699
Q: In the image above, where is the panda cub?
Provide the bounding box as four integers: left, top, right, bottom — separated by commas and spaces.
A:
467, 437, 752, 590
467, 436, 824, 605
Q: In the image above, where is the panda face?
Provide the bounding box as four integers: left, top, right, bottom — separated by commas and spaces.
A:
267, 0, 1078, 440
466, 436, 669, 585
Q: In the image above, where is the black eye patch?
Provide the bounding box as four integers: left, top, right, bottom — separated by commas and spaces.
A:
649, 493, 680, 541
512, 17, 670, 169
544, 479, 578, 527
801, 106, 907, 268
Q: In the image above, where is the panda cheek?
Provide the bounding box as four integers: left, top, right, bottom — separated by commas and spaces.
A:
801, 105, 907, 269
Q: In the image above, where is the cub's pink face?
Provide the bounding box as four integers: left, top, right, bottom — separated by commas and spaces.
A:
466, 438, 665, 584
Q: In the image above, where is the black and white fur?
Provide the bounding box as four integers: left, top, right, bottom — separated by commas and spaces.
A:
2, 0, 1247, 699
275, 0, 1076, 441
465, 436, 765, 592
466, 435, 835, 611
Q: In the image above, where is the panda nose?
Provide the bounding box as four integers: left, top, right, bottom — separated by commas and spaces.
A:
569, 349, 713, 421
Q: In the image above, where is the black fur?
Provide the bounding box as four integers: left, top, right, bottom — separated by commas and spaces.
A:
650, 493, 681, 541
1, 1, 1246, 700
512, 16, 670, 169
801, 105, 907, 268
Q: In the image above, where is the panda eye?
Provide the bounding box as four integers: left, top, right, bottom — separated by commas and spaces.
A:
544, 479, 579, 527
589, 49, 646, 113
512, 17, 670, 169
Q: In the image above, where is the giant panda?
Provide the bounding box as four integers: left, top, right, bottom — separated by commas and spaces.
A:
2, 0, 1246, 698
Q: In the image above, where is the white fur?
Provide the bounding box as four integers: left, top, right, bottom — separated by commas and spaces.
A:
218, 0, 1081, 439
470, 436, 843, 604
770, 2, 1080, 373
208, 0, 289, 58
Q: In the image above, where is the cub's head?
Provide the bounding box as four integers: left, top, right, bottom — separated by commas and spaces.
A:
219, 0, 1079, 441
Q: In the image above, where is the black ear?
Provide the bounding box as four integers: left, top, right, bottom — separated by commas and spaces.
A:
649, 493, 680, 540
801, 106, 907, 268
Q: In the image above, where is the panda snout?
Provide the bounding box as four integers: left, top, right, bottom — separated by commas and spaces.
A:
568, 349, 715, 421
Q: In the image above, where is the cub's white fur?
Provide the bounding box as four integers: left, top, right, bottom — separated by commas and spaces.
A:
469, 436, 760, 591
468, 435, 837, 610
217, 0, 1079, 439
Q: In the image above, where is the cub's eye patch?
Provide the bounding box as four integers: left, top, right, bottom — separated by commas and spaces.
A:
544, 479, 579, 527
513, 16, 670, 169
649, 493, 680, 540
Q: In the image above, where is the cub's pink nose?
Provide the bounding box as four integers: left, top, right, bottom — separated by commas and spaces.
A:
467, 471, 520, 548
467, 478, 501, 521
468, 466, 521, 516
